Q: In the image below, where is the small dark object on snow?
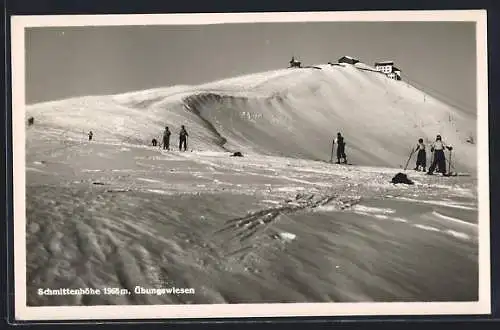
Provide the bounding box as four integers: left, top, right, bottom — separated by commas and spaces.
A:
27, 117, 34, 125
231, 151, 244, 157
289, 56, 302, 68
152, 138, 158, 146
106, 188, 131, 193
92, 182, 106, 185
391, 172, 414, 185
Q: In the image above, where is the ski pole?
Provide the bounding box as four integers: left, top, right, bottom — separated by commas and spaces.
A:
330, 138, 335, 163
403, 147, 416, 170
446, 154, 456, 171
448, 149, 452, 174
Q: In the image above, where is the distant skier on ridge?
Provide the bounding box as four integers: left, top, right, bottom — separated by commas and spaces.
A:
88, 130, 93, 141
335, 132, 347, 164
163, 126, 171, 150
179, 125, 189, 152
427, 134, 452, 176
413, 138, 427, 172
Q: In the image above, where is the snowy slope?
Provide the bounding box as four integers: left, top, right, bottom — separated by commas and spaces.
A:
25, 140, 479, 306
26, 63, 477, 173
24, 63, 480, 307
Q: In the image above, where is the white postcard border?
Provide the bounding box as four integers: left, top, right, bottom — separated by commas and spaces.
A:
11, 9, 490, 321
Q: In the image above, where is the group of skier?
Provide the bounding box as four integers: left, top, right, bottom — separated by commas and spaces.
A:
332, 132, 454, 176
87, 123, 453, 176
412, 134, 453, 175
152, 125, 190, 151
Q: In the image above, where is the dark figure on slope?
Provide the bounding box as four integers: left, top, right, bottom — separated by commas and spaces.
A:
163, 126, 171, 150
414, 138, 427, 172
391, 172, 414, 185
152, 138, 158, 147
427, 135, 452, 175
88, 130, 93, 141
335, 132, 347, 164
179, 125, 189, 151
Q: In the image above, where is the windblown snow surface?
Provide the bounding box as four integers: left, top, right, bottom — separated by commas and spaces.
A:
25, 63, 478, 306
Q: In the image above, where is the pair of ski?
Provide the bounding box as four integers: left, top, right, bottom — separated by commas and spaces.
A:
428, 172, 459, 177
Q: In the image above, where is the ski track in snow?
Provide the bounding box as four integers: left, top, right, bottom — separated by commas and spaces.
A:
316, 201, 475, 242
431, 211, 478, 228
393, 196, 477, 211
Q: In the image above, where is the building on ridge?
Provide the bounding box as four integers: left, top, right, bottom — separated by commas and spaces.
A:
387, 66, 402, 80
374, 60, 402, 80
338, 56, 360, 65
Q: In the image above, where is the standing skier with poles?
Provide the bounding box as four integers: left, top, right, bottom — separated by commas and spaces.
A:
413, 138, 427, 172
427, 134, 452, 176
162, 126, 171, 150
179, 125, 189, 152
335, 132, 347, 164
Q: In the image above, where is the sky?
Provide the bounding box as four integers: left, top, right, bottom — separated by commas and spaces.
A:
25, 21, 477, 112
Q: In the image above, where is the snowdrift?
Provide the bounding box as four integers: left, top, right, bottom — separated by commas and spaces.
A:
26, 63, 477, 172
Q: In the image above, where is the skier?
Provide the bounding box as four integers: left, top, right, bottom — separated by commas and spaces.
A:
427, 134, 452, 175
162, 126, 171, 150
152, 138, 158, 147
414, 138, 427, 172
179, 125, 189, 151
335, 132, 347, 164
88, 130, 93, 141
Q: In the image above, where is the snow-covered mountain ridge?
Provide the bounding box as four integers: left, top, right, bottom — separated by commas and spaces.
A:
26, 62, 476, 172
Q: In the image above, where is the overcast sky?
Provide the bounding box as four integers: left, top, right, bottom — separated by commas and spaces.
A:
25, 21, 476, 112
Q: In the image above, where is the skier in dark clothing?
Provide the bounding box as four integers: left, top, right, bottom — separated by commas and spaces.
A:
427, 135, 452, 175
88, 131, 93, 141
152, 138, 158, 147
163, 126, 171, 150
414, 138, 427, 172
179, 125, 189, 151
335, 132, 347, 164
